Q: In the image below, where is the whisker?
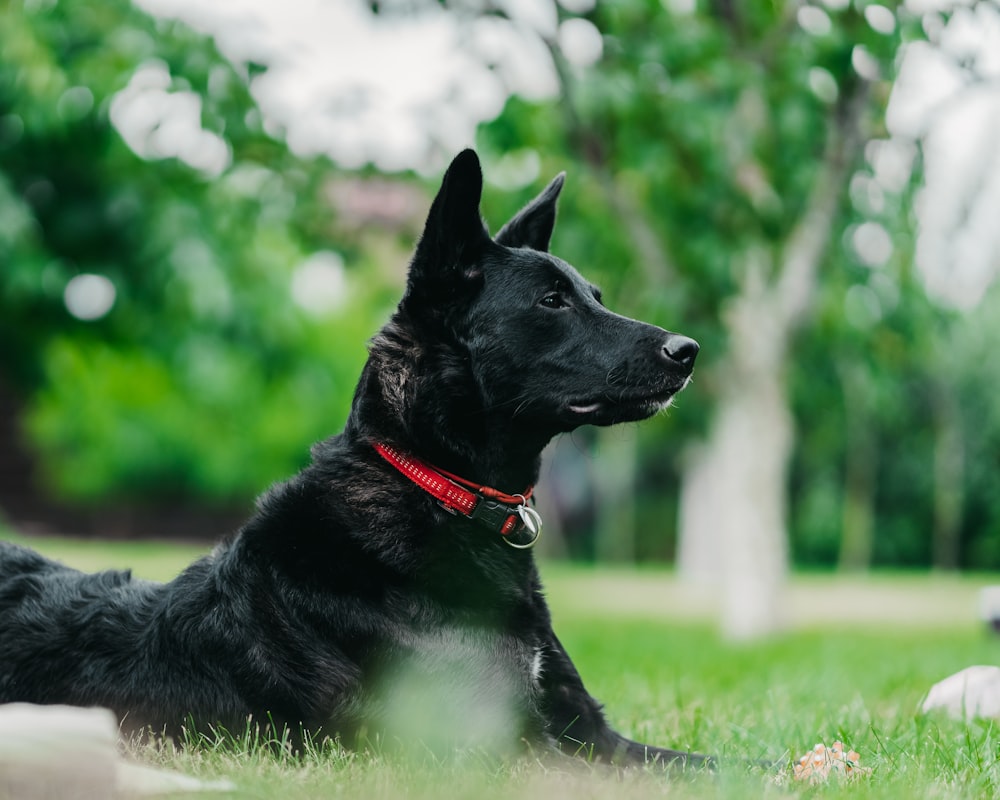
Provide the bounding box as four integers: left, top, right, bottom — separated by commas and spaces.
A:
512, 397, 534, 418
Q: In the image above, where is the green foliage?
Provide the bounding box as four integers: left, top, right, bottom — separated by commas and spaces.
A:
24, 303, 375, 499
1, 0, 398, 502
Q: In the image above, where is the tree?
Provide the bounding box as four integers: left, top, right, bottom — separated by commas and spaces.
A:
479, 0, 922, 637
0, 0, 392, 505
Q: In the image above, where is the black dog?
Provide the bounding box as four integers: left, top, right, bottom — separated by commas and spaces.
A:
0, 150, 702, 767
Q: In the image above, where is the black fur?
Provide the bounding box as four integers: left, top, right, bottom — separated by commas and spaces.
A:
0, 150, 704, 767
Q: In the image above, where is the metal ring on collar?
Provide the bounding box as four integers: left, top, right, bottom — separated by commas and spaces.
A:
505, 500, 543, 549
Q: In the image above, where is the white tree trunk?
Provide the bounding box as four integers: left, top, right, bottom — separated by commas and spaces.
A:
676, 441, 722, 583
712, 365, 792, 639
677, 397, 792, 639
678, 281, 792, 639
676, 81, 868, 638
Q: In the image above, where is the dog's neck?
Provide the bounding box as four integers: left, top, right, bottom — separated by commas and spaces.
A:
345, 316, 550, 493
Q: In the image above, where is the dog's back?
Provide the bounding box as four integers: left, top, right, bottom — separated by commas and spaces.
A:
0, 530, 369, 738
0, 541, 139, 619
0, 542, 157, 710
0, 540, 61, 583
0, 542, 255, 735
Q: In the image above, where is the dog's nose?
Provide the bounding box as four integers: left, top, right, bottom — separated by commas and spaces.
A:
663, 334, 699, 369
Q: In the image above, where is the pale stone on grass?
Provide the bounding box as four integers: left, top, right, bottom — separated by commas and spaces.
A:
921, 665, 1000, 721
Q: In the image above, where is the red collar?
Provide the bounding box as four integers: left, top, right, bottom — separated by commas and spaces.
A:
373, 442, 542, 549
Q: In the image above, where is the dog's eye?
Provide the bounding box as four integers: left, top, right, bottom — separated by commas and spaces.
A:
540, 293, 567, 309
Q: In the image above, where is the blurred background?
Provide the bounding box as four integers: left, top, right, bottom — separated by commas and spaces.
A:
3, 0, 1000, 638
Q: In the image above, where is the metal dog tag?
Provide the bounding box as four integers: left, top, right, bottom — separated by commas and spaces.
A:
505, 504, 543, 549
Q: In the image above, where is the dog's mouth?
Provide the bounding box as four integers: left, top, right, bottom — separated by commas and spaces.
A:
566, 395, 668, 419
564, 379, 690, 425
566, 401, 604, 415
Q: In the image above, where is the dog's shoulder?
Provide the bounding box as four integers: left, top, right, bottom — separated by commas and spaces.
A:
230, 449, 416, 594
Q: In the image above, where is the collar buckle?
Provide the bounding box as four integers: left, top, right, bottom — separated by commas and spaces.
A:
468, 497, 542, 549
469, 498, 517, 534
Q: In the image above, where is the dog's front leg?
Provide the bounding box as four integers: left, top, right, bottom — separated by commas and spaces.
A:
537, 631, 713, 770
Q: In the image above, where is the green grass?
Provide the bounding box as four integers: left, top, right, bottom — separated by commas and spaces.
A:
6, 531, 1000, 798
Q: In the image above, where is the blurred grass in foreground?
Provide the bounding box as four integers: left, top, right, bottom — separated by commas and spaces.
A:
4, 532, 1000, 798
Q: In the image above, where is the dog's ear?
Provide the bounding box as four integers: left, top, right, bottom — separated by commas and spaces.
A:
494, 172, 566, 252
406, 149, 490, 299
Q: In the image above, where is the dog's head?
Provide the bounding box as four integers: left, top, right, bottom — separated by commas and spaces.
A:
399, 149, 697, 437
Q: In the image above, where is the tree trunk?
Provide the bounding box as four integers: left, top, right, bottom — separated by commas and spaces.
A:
676, 441, 722, 583
679, 275, 793, 639
592, 427, 638, 563
713, 368, 792, 640
837, 360, 877, 571
931, 380, 964, 570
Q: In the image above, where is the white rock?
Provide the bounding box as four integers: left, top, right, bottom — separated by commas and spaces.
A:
921, 665, 1000, 721
0, 703, 235, 798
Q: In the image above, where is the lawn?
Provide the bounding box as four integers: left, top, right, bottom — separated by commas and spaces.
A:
4, 531, 1000, 798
